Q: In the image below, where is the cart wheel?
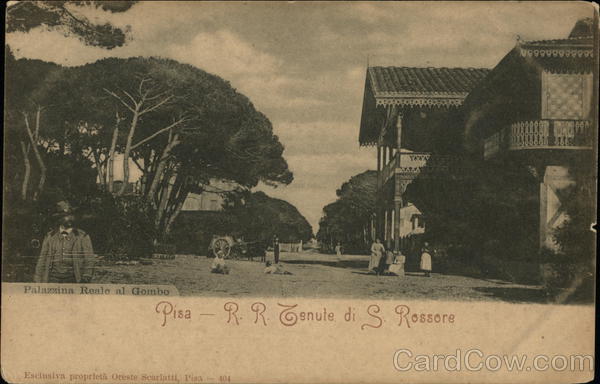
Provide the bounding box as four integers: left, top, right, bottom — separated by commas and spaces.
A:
213, 238, 231, 258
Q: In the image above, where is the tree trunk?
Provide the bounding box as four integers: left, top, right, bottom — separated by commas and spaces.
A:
154, 169, 176, 235
20, 141, 31, 201
23, 111, 46, 201
34, 108, 47, 199
157, 171, 192, 242
147, 133, 180, 205
92, 150, 106, 189
164, 188, 188, 236
117, 110, 139, 195
107, 123, 119, 193
147, 158, 167, 206
163, 173, 192, 237
141, 149, 154, 195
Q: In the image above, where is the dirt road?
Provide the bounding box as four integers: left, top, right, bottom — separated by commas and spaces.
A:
92, 252, 548, 302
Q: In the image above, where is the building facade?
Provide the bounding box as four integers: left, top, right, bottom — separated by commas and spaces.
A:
181, 179, 238, 212
358, 66, 489, 252
467, 32, 596, 251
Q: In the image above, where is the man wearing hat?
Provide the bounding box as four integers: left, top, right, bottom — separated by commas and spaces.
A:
34, 201, 96, 283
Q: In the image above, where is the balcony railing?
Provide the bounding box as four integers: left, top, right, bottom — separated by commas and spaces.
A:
484, 119, 593, 159
398, 153, 455, 175
379, 152, 461, 187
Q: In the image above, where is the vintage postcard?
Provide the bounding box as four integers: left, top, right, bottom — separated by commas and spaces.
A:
2, 1, 597, 383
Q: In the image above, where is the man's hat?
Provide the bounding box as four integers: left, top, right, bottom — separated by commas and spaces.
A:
52, 200, 76, 218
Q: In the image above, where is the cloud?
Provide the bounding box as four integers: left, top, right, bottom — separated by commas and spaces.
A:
168, 30, 282, 77
355, 2, 593, 68
275, 121, 363, 156
7, 29, 111, 65
347, 3, 397, 24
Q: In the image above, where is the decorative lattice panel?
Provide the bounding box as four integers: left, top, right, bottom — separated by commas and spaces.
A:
544, 74, 584, 119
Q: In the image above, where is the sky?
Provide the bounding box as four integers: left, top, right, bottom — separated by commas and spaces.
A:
6, 1, 594, 232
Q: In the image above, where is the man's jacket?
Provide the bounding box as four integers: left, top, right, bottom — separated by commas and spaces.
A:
34, 228, 95, 283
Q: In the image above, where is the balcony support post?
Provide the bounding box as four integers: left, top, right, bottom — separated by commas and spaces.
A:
393, 111, 405, 253
393, 200, 402, 252
395, 178, 411, 251
539, 171, 549, 249
396, 112, 403, 148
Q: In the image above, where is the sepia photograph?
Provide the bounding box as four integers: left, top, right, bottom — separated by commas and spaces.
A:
1, 2, 597, 382
3, 1, 597, 303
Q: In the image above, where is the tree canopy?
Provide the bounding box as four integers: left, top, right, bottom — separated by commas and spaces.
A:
225, 191, 313, 243
7, 1, 137, 49
404, 156, 539, 262
5, 54, 293, 252
317, 170, 376, 252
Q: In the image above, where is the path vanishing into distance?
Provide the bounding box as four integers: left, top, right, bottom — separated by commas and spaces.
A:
93, 252, 550, 303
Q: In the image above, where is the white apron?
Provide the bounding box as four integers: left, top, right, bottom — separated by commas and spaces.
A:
420, 252, 432, 271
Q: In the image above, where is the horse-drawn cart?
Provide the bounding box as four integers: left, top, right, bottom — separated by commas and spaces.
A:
208, 235, 265, 260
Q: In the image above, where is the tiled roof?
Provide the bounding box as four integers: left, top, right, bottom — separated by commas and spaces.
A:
359, 66, 491, 145
518, 37, 593, 58
521, 36, 593, 46
368, 66, 490, 96
517, 37, 593, 73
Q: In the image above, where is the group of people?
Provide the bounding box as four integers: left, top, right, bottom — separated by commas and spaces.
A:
34, 201, 432, 283
369, 238, 432, 277
210, 234, 292, 275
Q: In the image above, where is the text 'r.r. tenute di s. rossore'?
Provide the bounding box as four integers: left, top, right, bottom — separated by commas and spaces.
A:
154, 300, 455, 328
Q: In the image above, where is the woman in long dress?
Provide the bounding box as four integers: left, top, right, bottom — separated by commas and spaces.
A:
369, 239, 385, 274
335, 242, 343, 261
420, 242, 432, 277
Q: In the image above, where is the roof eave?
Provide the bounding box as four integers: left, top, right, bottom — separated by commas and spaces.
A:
373, 94, 467, 107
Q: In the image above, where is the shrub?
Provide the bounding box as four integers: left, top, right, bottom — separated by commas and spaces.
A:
80, 193, 156, 260
153, 243, 176, 255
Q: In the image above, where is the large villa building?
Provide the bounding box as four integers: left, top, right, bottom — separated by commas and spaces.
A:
359, 18, 596, 257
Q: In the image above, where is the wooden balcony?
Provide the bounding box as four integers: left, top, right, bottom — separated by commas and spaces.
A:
484, 119, 593, 159
379, 152, 461, 188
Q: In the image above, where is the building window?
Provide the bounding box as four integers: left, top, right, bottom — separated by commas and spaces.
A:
411, 215, 425, 230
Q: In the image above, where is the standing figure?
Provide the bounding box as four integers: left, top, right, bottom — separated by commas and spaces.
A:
273, 235, 280, 264
334, 242, 343, 260
259, 241, 267, 263
420, 242, 433, 277
34, 201, 95, 283
369, 239, 385, 275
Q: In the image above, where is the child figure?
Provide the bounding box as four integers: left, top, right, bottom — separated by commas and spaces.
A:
211, 251, 229, 274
